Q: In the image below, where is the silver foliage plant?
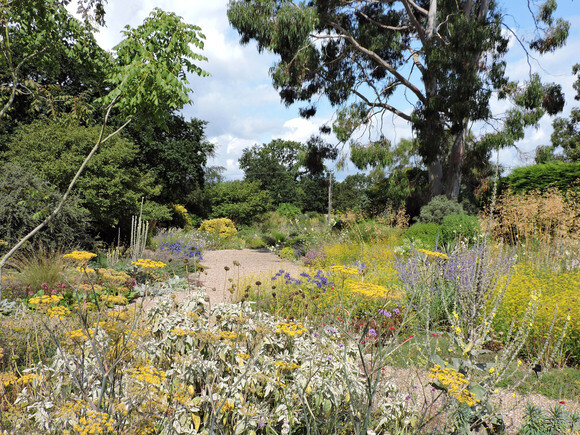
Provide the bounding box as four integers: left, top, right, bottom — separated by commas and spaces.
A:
11, 289, 409, 433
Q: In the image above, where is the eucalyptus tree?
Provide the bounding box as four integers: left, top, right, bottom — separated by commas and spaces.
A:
227, 0, 569, 199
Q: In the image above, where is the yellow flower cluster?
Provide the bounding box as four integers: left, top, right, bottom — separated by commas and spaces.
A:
349, 282, 392, 299
17, 373, 42, 385
0, 372, 17, 387
72, 409, 115, 435
46, 305, 71, 319
76, 266, 96, 274
63, 251, 97, 262
330, 265, 360, 276
128, 365, 166, 385
132, 259, 166, 269
218, 399, 235, 412
29, 294, 63, 305
276, 321, 308, 337
429, 365, 479, 407
107, 308, 136, 323
100, 294, 128, 306
78, 284, 104, 292
417, 249, 449, 260
65, 328, 94, 342
98, 268, 130, 284
219, 330, 239, 341
274, 360, 301, 371
171, 327, 195, 337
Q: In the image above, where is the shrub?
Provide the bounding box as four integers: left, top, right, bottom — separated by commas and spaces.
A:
207, 180, 272, 225
494, 264, 580, 365
276, 202, 301, 219
278, 246, 295, 260
198, 218, 237, 238
418, 195, 464, 225
0, 164, 92, 254
404, 222, 443, 248
441, 213, 481, 244
503, 161, 580, 193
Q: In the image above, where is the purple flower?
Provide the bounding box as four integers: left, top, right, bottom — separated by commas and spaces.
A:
368, 328, 377, 338
393, 308, 400, 315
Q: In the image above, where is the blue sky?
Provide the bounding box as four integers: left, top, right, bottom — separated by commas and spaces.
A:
76, 1, 580, 180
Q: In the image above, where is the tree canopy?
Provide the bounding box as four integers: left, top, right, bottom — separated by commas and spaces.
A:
228, 0, 569, 199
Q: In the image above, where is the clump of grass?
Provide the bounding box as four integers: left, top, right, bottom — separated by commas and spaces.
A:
10, 247, 73, 295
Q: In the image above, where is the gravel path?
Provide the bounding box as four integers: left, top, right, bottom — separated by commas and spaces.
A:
196, 248, 307, 308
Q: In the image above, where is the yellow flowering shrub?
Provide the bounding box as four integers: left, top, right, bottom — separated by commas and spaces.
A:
198, 218, 237, 238
494, 263, 580, 363
173, 204, 193, 229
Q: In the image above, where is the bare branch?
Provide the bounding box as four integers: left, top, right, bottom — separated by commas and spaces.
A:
401, 0, 427, 46
356, 10, 411, 32
326, 22, 426, 104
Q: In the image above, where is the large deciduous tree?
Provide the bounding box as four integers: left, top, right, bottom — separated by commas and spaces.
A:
227, 0, 569, 199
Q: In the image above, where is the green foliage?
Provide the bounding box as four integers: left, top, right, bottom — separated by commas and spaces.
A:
503, 161, 580, 193
0, 164, 91, 253
404, 222, 442, 248
102, 8, 208, 126
125, 115, 215, 208
239, 139, 303, 207
548, 65, 580, 162
441, 213, 481, 245
276, 203, 301, 219
520, 404, 579, 435
207, 180, 273, 225
418, 195, 464, 225
2, 117, 167, 237
0, 0, 110, 125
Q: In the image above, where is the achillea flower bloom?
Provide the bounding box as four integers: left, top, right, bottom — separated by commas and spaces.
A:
330, 265, 360, 276
63, 251, 97, 263
417, 249, 449, 260
132, 258, 166, 269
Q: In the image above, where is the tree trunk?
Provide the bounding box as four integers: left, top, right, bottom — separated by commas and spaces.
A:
428, 160, 444, 198
445, 124, 467, 199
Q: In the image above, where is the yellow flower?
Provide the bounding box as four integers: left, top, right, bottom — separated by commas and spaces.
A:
63, 251, 97, 263
330, 265, 360, 276
429, 365, 479, 406
417, 249, 449, 260
488, 367, 495, 374
46, 305, 71, 319
276, 321, 308, 337
132, 258, 166, 269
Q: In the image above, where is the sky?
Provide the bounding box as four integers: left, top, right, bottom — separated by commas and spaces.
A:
72, 0, 580, 180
